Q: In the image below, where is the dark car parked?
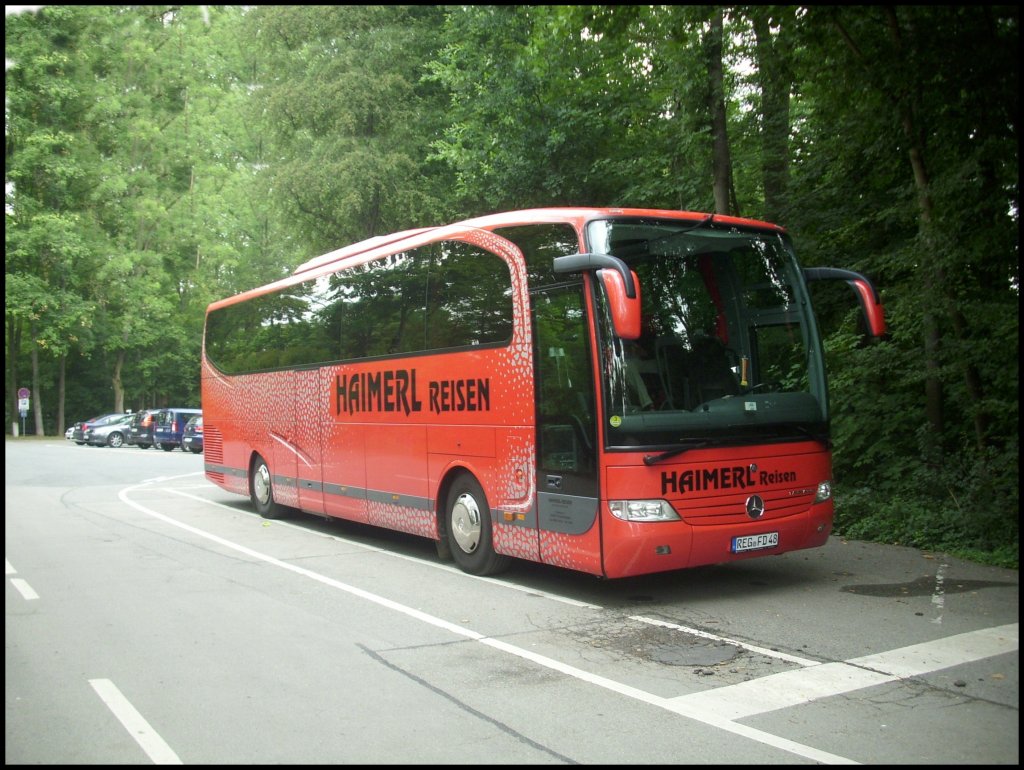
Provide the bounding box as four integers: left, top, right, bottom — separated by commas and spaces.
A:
126, 408, 161, 449
83, 413, 134, 448
181, 415, 204, 454
153, 408, 202, 451
71, 413, 128, 445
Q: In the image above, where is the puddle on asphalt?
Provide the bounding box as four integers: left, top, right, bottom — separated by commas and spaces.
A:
583, 620, 744, 668
841, 576, 1015, 597
646, 641, 739, 667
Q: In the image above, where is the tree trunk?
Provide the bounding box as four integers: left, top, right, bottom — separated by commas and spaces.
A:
112, 350, 126, 413
882, 7, 988, 451
751, 8, 791, 224
903, 125, 946, 444
707, 8, 734, 216
30, 320, 45, 435
57, 354, 67, 437
835, 10, 947, 446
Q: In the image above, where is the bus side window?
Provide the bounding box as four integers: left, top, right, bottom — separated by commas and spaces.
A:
426, 240, 513, 350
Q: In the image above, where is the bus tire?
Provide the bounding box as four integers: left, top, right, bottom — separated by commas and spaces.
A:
445, 473, 510, 576
250, 454, 288, 519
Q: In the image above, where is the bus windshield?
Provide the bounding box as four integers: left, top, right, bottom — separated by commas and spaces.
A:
587, 218, 827, 451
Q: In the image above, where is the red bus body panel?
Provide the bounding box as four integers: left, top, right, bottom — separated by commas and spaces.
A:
600, 443, 832, 579
203, 224, 540, 552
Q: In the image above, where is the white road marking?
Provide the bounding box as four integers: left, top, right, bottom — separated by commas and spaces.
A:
121, 474, 1017, 765
161, 484, 603, 610
668, 623, 1017, 722
10, 578, 39, 601
851, 622, 1018, 677
6, 559, 39, 600
89, 679, 182, 764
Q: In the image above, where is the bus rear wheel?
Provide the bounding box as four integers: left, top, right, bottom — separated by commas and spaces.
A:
250, 454, 288, 519
445, 473, 509, 576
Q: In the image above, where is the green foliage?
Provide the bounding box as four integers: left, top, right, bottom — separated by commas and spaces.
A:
427, 5, 725, 212
246, 5, 453, 251
834, 437, 1020, 570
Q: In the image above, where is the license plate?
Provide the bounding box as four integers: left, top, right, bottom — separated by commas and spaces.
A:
732, 532, 779, 553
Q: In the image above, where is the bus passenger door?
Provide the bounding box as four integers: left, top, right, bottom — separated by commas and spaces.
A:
263, 369, 324, 515
293, 368, 325, 514
532, 283, 601, 573
259, 370, 300, 511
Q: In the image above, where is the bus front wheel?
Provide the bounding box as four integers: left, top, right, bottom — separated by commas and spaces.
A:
445, 473, 510, 576
250, 454, 288, 519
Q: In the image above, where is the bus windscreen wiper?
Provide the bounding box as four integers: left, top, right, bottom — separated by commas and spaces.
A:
642, 427, 809, 465
643, 439, 712, 466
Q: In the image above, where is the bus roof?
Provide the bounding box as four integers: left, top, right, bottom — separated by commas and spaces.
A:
457, 206, 785, 234
293, 227, 435, 275
290, 207, 786, 277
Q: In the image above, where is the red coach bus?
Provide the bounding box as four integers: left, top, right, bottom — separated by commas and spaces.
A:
202, 208, 885, 579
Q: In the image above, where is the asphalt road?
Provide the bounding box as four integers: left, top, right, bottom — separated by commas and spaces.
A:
5, 437, 1019, 764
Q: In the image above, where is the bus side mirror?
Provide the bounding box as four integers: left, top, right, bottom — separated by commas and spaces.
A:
552, 252, 642, 340
599, 268, 642, 340
803, 267, 887, 338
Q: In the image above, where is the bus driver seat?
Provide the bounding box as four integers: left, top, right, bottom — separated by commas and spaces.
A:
689, 335, 740, 405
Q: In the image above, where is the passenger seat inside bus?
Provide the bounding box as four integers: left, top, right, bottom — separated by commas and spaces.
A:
689, 335, 741, 404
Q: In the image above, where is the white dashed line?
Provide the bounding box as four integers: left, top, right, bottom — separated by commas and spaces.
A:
6, 559, 39, 600
89, 678, 182, 764
10, 578, 39, 601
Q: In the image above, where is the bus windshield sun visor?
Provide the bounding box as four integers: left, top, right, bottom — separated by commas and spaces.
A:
553, 253, 636, 299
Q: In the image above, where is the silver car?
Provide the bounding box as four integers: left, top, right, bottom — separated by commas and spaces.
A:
82, 413, 134, 448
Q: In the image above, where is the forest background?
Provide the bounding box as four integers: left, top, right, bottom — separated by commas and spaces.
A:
5, 6, 1018, 568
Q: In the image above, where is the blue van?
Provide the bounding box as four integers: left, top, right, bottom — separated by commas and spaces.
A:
153, 408, 202, 451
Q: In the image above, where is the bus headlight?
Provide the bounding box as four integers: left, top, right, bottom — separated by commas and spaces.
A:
609, 500, 681, 522
814, 480, 832, 503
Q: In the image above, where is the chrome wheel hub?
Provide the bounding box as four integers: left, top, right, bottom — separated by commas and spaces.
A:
451, 493, 481, 554
254, 464, 272, 506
